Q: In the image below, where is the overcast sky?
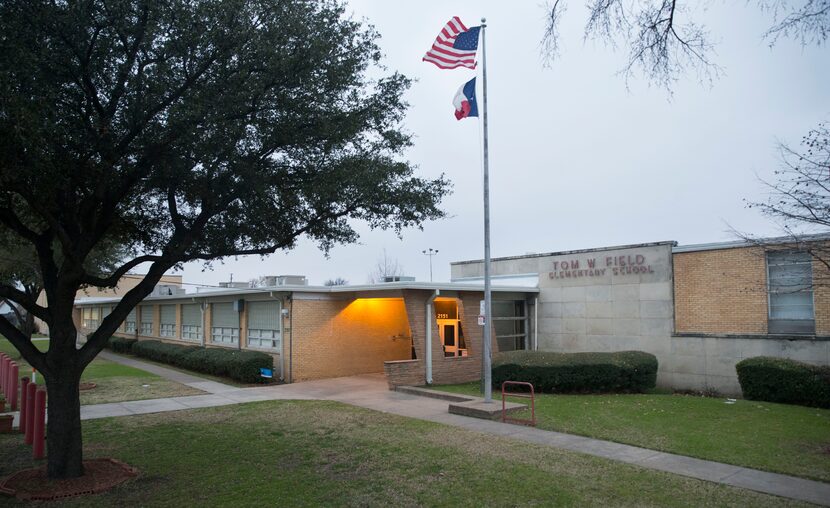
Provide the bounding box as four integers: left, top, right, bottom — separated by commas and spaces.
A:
176, 0, 829, 290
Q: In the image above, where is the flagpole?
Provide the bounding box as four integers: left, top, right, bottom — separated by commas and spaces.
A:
480, 17, 493, 403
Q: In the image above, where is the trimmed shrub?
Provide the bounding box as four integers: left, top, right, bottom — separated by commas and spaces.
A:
492, 350, 658, 394
131, 340, 199, 366
227, 350, 275, 383
130, 340, 273, 384
736, 356, 830, 409
107, 336, 137, 354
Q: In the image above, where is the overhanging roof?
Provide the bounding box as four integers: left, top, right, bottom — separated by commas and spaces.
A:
74, 281, 538, 306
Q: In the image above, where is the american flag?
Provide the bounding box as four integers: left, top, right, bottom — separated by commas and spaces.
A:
423, 17, 480, 70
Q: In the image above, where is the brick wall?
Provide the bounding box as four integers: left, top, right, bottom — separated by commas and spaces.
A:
290, 297, 412, 382
384, 359, 424, 388
673, 246, 768, 335
399, 290, 493, 387
814, 257, 830, 335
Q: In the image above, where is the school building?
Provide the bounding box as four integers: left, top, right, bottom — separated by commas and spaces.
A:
74, 282, 537, 387
452, 236, 830, 395
74, 235, 829, 395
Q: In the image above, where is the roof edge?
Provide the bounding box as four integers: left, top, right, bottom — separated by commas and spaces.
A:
672, 232, 830, 254
451, 241, 678, 266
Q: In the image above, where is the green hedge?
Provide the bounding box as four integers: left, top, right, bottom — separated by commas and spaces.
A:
107, 336, 137, 354
129, 340, 273, 384
492, 350, 658, 394
736, 356, 830, 409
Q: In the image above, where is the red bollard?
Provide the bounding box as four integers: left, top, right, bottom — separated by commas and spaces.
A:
24, 382, 36, 445
19, 377, 30, 433
0, 355, 7, 395
33, 388, 46, 459
3, 356, 11, 396
9, 363, 19, 411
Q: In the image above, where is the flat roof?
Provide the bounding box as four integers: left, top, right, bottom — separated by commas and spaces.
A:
672, 233, 830, 254
451, 241, 677, 266
75, 281, 538, 305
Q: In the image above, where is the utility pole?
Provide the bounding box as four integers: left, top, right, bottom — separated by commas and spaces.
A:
422, 248, 439, 282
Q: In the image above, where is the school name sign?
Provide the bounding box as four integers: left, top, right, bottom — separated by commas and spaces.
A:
548, 254, 655, 280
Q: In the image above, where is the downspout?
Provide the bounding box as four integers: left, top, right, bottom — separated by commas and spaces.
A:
269, 291, 285, 382
534, 296, 539, 351
288, 295, 294, 383
195, 298, 206, 348
425, 290, 440, 385
190, 298, 207, 347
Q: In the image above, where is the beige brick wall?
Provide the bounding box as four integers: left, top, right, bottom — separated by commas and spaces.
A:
674, 247, 768, 335
290, 297, 412, 382
674, 245, 830, 336
813, 257, 830, 336
397, 291, 494, 387
384, 359, 424, 388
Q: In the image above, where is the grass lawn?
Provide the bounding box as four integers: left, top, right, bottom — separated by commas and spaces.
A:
433, 382, 830, 482
0, 400, 812, 507
0, 338, 203, 405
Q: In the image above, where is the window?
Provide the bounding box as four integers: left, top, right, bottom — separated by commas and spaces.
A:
767, 251, 815, 334
139, 305, 154, 336
82, 307, 101, 329
247, 301, 281, 349
211, 302, 239, 345
159, 305, 177, 338
181, 304, 202, 341
211, 327, 239, 344
126, 307, 136, 333
182, 325, 202, 340
493, 300, 527, 351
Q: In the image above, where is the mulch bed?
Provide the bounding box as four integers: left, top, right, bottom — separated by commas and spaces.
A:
0, 458, 138, 501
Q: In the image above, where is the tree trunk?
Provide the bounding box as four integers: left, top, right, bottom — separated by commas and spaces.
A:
45, 367, 85, 478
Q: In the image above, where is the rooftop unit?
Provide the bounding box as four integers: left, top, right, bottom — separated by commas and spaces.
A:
150, 284, 187, 296
382, 275, 416, 283
260, 275, 308, 287
219, 282, 249, 289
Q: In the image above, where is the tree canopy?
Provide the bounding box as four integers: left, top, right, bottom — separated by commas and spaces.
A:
542, 1, 829, 89
0, 0, 449, 478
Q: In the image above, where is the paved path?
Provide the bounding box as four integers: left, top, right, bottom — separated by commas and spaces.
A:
99, 351, 235, 395
27, 354, 830, 506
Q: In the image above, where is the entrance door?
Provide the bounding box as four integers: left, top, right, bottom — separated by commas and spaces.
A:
438, 320, 466, 357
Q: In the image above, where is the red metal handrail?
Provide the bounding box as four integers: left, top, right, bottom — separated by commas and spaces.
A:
501, 381, 536, 427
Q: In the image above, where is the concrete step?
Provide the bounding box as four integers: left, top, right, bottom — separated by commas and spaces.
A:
395, 385, 475, 403
448, 399, 527, 420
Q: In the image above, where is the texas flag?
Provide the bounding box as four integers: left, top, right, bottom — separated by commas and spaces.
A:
453, 78, 478, 120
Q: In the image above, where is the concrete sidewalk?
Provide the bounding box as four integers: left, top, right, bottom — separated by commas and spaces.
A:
99, 351, 236, 395
36, 356, 830, 506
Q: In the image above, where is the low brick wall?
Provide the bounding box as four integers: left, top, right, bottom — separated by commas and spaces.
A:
383, 359, 424, 389
432, 356, 480, 385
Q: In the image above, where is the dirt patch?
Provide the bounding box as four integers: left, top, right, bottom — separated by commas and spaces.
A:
0, 458, 138, 501
79, 382, 97, 391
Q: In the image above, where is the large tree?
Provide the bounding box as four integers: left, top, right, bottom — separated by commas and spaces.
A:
0, 0, 449, 478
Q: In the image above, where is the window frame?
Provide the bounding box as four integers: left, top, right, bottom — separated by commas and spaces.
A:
766, 250, 816, 335
246, 300, 282, 350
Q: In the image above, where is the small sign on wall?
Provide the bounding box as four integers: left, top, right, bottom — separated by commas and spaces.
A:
477, 315, 485, 326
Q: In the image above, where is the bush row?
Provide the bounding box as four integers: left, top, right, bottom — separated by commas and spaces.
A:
107, 338, 273, 384
107, 336, 137, 354
492, 350, 658, 394
736, 356, 830, 409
